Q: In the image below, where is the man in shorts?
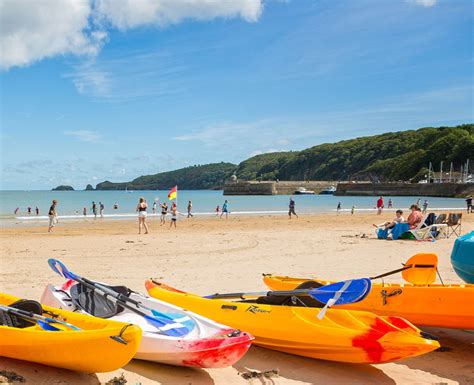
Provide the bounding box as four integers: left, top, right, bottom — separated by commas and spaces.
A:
48, 200, 58, 232
160, 202, 168, 225
289, 197, 298, 219
220, 200, 229, 219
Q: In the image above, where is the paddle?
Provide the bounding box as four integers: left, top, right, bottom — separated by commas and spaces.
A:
400, 253, 438, 285
0, 303, 80, 331
205, 278, 372, 314
48, 259, 189, 337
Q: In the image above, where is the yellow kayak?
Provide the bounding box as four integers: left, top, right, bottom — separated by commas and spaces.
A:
145, 280, 439, 364
263, 275, 474, 329
0, 293, 141, 372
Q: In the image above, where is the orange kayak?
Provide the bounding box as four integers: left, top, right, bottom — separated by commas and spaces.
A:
263, 275, 474, 329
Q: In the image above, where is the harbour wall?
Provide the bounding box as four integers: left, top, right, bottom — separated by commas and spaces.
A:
335, 182, 474, 197
223, 181, 334, 195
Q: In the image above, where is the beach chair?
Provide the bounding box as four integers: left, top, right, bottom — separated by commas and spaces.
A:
408, 213, 448, 240
446, 213, 462, 238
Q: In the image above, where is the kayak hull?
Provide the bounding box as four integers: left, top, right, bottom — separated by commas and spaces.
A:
263, 275, 474, 329
451, 231, 474, 284
145, 280, 439, 364
0, 293, 141, 372
41, 284, 253, 368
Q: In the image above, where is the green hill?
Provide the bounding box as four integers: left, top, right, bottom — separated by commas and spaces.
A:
93, 124, 473, 190
95, 162, 237, 190
235, 124, 473, 182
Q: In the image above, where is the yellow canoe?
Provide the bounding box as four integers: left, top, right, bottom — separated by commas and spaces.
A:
145, 280, 439, 364
0, 293, 141, 372
263, 275, 474, 329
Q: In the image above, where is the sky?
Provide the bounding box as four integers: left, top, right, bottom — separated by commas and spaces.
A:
1, 0, 473, 190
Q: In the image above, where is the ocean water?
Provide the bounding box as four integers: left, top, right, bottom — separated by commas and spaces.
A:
0, 190, 467, 223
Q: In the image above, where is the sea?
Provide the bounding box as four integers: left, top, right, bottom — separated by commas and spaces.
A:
0, 190, 467, 224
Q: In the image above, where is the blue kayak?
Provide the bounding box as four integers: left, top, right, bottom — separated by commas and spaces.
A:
450, 231, 474, 283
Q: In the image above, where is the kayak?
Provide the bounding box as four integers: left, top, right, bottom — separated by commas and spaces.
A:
451, 231, 474, 284
145, 280, 440, 364
263, 275, 474, 329
0, 292, 141, 372
41, 282, 253, 368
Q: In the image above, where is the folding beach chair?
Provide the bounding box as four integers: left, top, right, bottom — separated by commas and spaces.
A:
408, 213, 448, 240
446, 213, 462, 238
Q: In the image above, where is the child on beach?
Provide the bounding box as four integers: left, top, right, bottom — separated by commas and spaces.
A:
288, 197, 298, 219
351, 205, 355, 215
92, 201, 97, 218
388, 198, 393, 209
170, 206, 177, 228
422, 200, 429, 214
35, 206, 39, 215
337, 202, 341, 214
187, 200, 193, 218
83, 207, 87, 216
136, 197, 149, 234
215, 205, 220, 216
48, 200, 58, 233
220, 200, 229, 219
374, 210, 404, 231
99, 202, 105, 217
152, 201, 157, 214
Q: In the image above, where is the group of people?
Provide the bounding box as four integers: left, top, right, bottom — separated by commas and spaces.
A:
375, 204, 425, 240
136, 198, 231, 234
14, 206, 40, 215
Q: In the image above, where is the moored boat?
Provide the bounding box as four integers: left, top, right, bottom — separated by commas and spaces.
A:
0, 292, 141, 372
145, 279, 439, 364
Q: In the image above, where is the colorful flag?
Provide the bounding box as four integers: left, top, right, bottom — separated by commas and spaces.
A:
168, 185, 177, 200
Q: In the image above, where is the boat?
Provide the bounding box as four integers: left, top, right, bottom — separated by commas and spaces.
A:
263, 274, 474, 329
0, 292, 141, 372
41, 282, 253, 368
294, 187, 315, 195
144, 280, 439, 364
319, 185, 337, 194
451, 231, 474, 284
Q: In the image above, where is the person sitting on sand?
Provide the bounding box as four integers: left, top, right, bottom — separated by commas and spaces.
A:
374, 210, 404, 231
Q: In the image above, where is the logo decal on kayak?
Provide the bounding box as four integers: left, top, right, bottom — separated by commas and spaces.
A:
246, 305, 270, 314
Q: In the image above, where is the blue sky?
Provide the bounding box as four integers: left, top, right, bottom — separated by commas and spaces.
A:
1, 0, 473, 190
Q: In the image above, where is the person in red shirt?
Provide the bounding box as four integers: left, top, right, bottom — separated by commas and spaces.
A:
376, 196, 384, 215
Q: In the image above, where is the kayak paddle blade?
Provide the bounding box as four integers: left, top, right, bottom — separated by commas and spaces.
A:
48, 259, 77, 281
37, 319, 61, 331
309, 278, 371, 306
143, 314, 189, 337
402, 253, 438, 286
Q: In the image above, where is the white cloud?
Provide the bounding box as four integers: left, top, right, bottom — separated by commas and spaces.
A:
95, 0, 263, 29
0, 0, 263, 70
0, 0, 106, 70
63, 130, 103, 143
407, 0, 437, 7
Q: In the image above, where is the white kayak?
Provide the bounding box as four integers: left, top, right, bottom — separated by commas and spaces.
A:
41, 281, 253, 368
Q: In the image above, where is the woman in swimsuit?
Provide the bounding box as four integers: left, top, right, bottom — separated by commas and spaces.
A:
136, 197, 149, 234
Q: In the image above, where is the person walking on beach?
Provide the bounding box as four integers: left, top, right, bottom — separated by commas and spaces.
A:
215, 205, 220, 216
337, 202, 341, 214
152, 201, 157, 214
187, 200, 193, 218
137, 197, 149, 234
422, 200, 429, 214
376, 197, 384, 215
48, 200, 58, 233
388, 198, 393, 209
466, 196, 472, 213
99, 202, 105, 217
83, 207, 87, 216
160, 202, 168, 225
351, 205, 355, 215
35, 206, 39, 215
92, 201, 97, 218
170, 206, 178, 229
220, 200, 229, 219
288, 197, 298, 219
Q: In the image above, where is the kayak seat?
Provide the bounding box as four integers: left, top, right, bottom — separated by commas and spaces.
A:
0, 299, 43, 328
70, 283, 130, 318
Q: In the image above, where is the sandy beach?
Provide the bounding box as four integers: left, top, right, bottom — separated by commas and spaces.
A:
1, 212, 473, 385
